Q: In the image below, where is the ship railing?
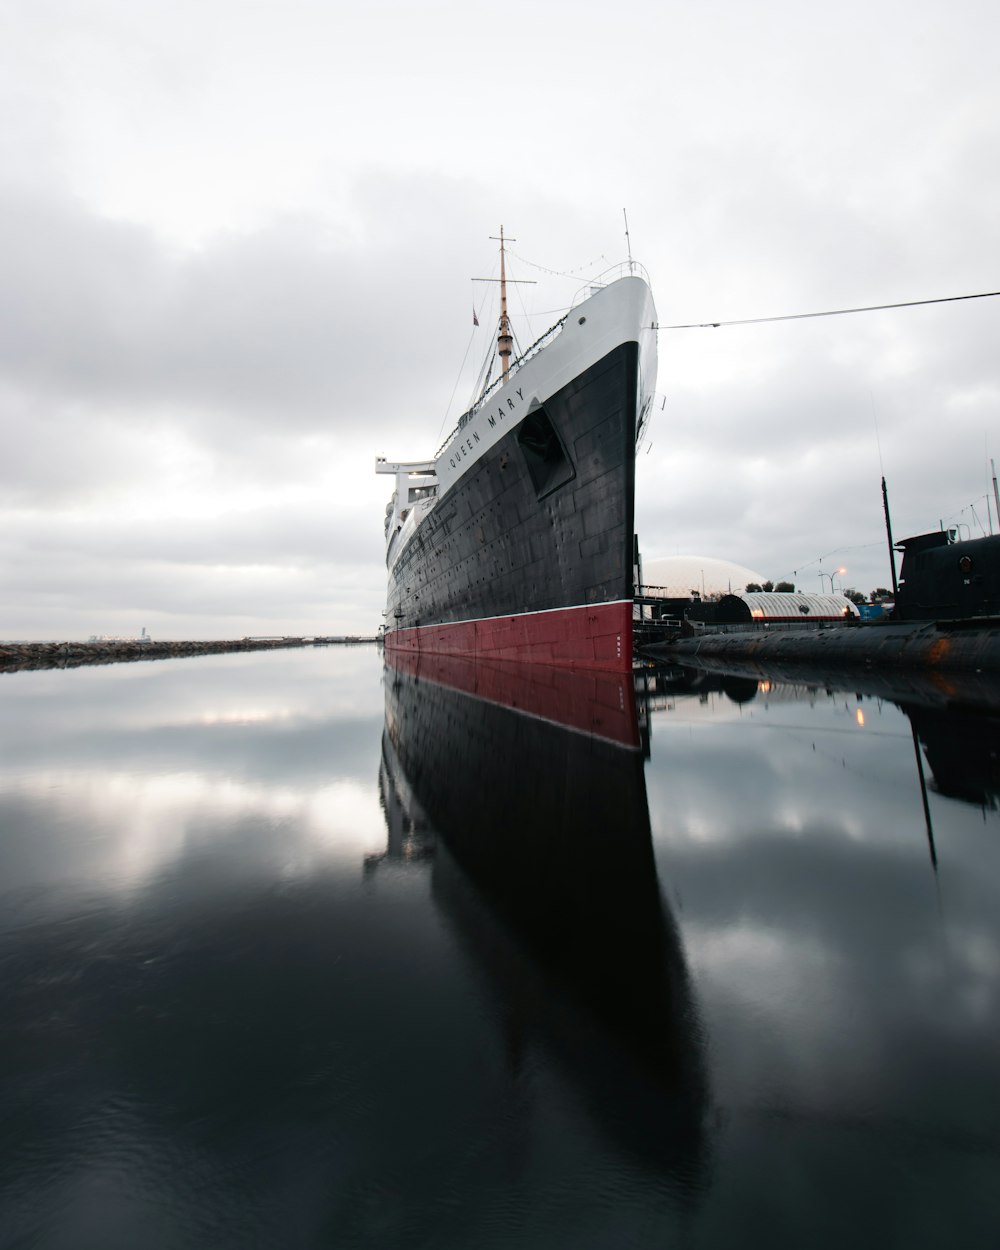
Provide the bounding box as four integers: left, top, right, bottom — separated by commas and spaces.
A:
434, 313, 569, 457
568, 260, 651, 309
433, 261, 651, 459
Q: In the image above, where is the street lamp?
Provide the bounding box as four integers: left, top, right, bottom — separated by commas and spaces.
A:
819, 567, 846, 595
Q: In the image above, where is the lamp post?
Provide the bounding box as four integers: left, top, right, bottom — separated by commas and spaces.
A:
819, 567, 846, 595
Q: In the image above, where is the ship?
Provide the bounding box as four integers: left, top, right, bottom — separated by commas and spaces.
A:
376, 229, 658, 671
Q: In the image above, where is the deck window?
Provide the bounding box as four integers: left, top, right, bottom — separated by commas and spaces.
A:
408, 485, 438, 502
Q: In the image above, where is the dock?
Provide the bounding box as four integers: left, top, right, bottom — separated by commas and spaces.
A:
642, 617, 1000, 673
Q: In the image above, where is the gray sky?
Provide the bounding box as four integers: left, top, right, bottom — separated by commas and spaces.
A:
2, 0, 998, 637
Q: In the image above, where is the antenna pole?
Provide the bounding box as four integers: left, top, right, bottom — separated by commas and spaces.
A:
993, 458, 1000, 528
623, 208, 634, 274
882, 475, 900, 604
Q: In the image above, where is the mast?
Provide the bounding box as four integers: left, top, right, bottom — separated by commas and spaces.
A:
494, 225, 513, 378
473, 230, 535, 385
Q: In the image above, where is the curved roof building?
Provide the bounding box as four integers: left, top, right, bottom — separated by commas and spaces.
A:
714, 592, 860, 623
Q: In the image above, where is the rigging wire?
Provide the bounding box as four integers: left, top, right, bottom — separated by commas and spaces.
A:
502, 286, 1000, 324
780, 486, 999, 588
657, 288, 1000, 329
941, 494, 997, 538
435, 280, 498, 444
511, 254, 535, 355
508, 249, 610, 280
472, 345, 494, 408
435, 322, 480, 446
465, 257, 500, 411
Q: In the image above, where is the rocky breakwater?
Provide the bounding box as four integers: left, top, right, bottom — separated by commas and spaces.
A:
0, 637, 355, 674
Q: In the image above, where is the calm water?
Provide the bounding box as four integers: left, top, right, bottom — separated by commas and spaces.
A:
1, 646, 998, 1249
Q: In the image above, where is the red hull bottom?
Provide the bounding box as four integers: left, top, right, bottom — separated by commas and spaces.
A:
384, 601, 633, 672
384, 649, 640, 748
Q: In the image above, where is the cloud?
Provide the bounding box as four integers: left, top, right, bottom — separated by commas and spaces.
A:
0, 181, 467, 431
2, 0, 999, 634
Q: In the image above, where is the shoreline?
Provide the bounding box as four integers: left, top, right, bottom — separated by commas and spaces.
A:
0, 636, 378, 674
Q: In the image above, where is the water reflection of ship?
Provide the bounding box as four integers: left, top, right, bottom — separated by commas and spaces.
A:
377, 651, 709, 1182
641, 658, 1000, 811
905, 702, 1000, 807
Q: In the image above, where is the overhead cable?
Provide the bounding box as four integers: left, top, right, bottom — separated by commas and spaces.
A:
657, 289, 1000, 329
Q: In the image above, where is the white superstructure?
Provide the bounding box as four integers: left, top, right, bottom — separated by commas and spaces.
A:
376, 271, 657, 577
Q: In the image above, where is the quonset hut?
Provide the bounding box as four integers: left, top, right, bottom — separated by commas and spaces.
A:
689, 592, 860, 630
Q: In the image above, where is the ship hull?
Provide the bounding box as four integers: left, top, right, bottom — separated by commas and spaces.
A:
385, 338, 641, 671
386, 600, 633, 669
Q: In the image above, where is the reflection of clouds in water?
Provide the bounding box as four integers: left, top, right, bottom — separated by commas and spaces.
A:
649, 698, 926, 853
3, 771, 386, 900
900, 924, 1000, 1028
686, 921, 851, 1108
1, 648, 381, 749
0, 653, 388, 913
36, 715, 380, 791
643, 677, 1000, 1165
691, 923, 837, 1005
685, 897, 1000, 1137
197, 706, 296, 725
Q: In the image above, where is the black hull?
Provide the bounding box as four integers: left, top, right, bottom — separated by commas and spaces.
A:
387, 343, 638, 636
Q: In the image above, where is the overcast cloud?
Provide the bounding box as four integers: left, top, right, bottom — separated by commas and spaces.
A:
2, 0, 998, 637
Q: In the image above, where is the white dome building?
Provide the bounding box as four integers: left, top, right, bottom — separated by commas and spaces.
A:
640, 555, 770, 599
